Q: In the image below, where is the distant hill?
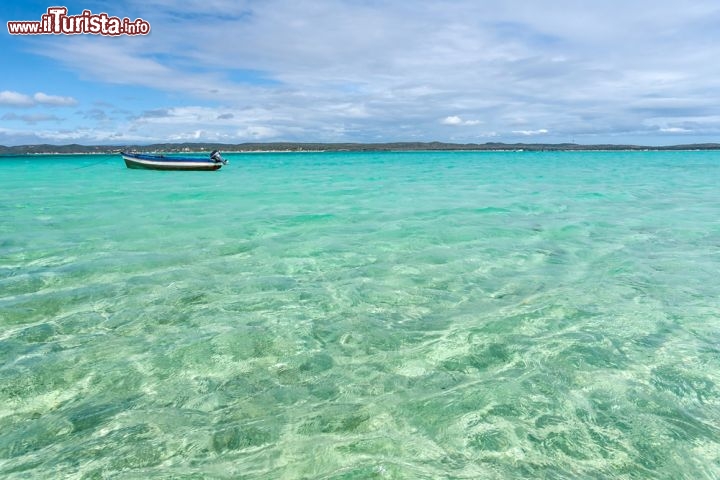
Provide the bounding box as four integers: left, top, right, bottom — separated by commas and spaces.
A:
2, 141, 720, 155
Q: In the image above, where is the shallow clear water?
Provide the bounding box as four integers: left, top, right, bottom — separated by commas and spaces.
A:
1, 151, 719, 478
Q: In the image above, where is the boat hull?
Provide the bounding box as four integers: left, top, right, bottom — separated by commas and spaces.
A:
121, 153, 223, 171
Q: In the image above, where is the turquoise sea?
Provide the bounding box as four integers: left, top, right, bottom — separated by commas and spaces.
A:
1, 151, 719, 479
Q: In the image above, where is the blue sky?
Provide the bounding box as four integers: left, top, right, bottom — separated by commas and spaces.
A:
2, 0, 720, 146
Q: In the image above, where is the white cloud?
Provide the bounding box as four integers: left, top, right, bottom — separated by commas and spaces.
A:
33, 92, 77, 106
0, 91, 34, 107
0, 90, 77, 107
442, 115, 463, 125
513, 129, 549, 136
442, 116, 482, 126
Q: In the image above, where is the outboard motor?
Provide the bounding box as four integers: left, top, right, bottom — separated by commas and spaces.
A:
210, 150, 227, 164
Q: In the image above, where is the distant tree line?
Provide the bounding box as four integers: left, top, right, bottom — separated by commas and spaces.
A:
2, 141, 720, 155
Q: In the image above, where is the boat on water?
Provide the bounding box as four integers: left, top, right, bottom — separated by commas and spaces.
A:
121, 150, 228, 171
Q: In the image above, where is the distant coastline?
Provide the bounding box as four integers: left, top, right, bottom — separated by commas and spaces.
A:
2, 141, 720, 155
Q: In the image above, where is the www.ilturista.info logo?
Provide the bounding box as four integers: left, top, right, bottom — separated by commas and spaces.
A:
7, 7, 150, 36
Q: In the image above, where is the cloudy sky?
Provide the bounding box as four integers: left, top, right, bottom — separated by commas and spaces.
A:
2, 0, 720, 146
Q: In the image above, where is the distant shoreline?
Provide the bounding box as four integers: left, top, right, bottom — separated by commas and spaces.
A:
2, 141, 720, 155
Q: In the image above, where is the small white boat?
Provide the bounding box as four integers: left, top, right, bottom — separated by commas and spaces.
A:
121, 151, 228, 171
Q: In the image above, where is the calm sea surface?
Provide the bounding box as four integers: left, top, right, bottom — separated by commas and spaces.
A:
1, 151, 719, 479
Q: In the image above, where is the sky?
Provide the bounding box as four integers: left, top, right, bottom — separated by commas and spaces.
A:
2, 0, 720, 146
